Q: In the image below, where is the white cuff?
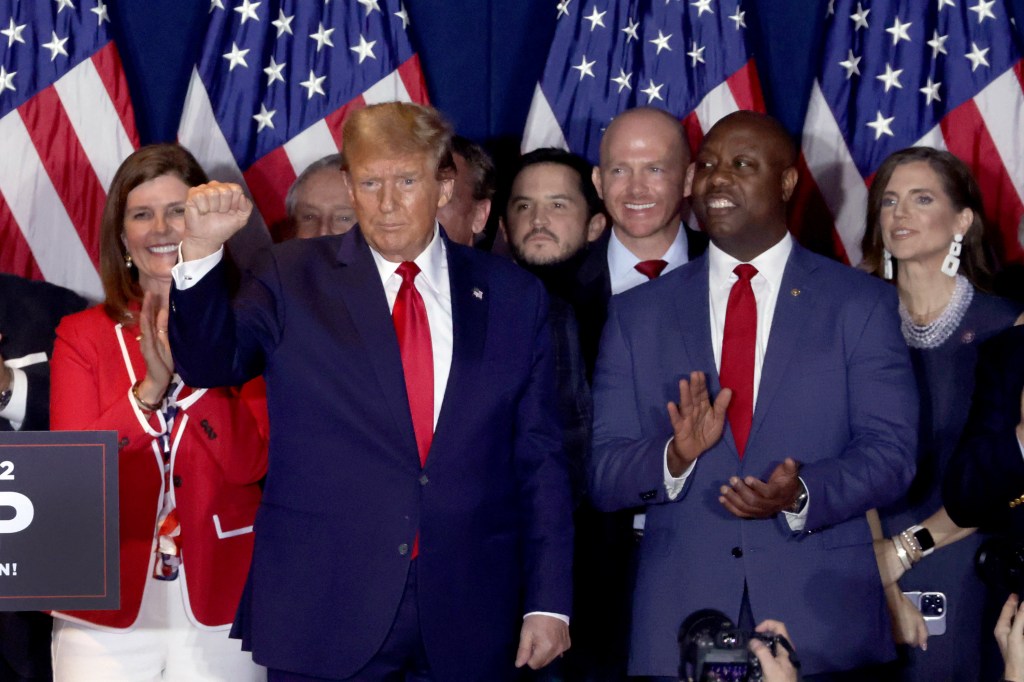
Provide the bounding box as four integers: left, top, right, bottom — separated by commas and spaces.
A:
664, 437, 696, 500
524, 611, 569, 625
0, 366, 28, 430
781, 476, 809, 531
171, 244, 224, 290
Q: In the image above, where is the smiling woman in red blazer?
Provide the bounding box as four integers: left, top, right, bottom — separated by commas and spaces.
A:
49, 144, 268, 681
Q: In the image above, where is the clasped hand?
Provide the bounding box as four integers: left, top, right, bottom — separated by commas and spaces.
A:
181, 181, 254, 261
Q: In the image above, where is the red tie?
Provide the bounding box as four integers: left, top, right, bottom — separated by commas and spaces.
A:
634, 259, 668, 280
392, 262, 434, 467
719, 264, 758, 457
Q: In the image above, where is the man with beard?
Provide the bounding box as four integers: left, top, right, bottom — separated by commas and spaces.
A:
501, 148, 621, 682
501, 146, 606, 497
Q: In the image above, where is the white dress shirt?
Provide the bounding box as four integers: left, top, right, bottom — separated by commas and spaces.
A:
0, 366, 28, 430
607, 222, 691, 295
662, 232, 809, 529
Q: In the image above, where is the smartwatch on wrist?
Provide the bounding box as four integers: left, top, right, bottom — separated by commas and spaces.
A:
908, 525, 935, 557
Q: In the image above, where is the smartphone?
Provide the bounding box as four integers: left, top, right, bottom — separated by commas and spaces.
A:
902, 590, 947, 636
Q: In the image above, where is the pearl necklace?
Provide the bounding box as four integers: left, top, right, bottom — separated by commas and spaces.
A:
899, 274, 973, 349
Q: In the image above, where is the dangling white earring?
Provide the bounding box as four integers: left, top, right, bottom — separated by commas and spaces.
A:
883, 249, 893, 280
940, 233, 963, 277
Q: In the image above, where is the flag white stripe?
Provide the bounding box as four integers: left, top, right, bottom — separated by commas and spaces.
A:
912, 124, 947, 151
177, 69, 267, 233
363, 70, 412, 105
694, 79, 740, 132
522, 85, 569, 152
178, 69, 250, 188
283, 120, 337, 177
801, 81, 869, 264
0, 111, 102, 299
974, 69, 1024, 207
53, 57, 134, 192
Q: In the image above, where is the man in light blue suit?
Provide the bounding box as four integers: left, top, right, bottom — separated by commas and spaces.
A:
168, 103, 573, 681
588, 111, 918, 680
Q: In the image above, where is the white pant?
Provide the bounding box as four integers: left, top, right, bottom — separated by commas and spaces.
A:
52, 578, 265, 682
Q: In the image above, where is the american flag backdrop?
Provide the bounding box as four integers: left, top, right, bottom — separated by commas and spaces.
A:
522, 0, 765, 162
0, 0, 138, 300
178, 0, 429, 237
801, 0, 1024, 266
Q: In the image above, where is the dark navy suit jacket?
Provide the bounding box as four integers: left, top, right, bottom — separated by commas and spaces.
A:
0, 274, 86, 681
588, 243, 918, 676
573, 224, 708, 378
169, 229, 573, 681
944, 324, 1024, 537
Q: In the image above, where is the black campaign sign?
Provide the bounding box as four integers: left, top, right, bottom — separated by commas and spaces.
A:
0, 431, 119, 610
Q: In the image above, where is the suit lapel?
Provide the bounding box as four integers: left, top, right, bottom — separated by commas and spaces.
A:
333, 230, 418, 459
671, 256, 741, 454
749, 244, 817, 445
430, 243, 488, 461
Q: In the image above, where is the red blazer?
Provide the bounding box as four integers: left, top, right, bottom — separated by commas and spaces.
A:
50, 305, 267, 630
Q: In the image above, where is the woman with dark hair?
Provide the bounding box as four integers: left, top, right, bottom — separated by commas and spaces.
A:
49, 144, 267, 680
862, 146, 1023, 680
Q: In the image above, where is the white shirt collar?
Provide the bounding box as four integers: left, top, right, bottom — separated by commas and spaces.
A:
369, 222, 447, 295
708, 231, 793, 291
607, 222, 689, 294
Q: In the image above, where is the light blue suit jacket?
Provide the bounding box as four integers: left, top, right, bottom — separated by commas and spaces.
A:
588, 243, 918, 676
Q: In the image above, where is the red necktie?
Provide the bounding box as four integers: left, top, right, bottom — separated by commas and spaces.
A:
635, 259, 668, 280
719, 264, 758, 457
392, 262, 434, 467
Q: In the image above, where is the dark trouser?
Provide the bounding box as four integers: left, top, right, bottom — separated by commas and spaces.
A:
268, 562, 432, 682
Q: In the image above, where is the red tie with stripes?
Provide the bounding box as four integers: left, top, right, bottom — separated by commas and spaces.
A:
393, 262, 434, 467
634, 259, 668, 280
719, 264, 758, 457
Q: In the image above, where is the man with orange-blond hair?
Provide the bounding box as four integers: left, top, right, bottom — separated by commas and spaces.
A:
166, 102, 573, 681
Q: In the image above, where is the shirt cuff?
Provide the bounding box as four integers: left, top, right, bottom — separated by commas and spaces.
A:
524, 611, 569, 625
781, 476, 809, 531
664, 437, 696, 500
0, 367, 27, 430
171, 244, 224, 290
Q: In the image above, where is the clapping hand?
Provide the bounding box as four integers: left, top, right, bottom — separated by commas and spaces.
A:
666, 371, 730, 476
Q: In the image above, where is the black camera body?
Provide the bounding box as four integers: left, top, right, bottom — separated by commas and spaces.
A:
678, 609, 780, 682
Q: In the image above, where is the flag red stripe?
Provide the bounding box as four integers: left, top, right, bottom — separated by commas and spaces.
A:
726, 59, 766, 113
1014, 60, 1024, 92
941, 100, 1024, 264
323, 96, 367, 151
681, 111, 704, 157
0, 198, 44, 281
92, 42, 140, 148
18, 90, 104, 268
789, 155, 851, 264
244, 146, 296, 238
399, 54, 430, 105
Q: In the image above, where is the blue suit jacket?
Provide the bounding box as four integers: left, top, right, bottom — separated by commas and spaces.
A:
588, 243, 918, 677
169, 229, 573, 680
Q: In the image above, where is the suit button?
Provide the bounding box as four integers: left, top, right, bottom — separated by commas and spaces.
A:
173, 475, 183, 488
731, 547, 743, 558
419, 474, 429, 486
398, 543, 409, 556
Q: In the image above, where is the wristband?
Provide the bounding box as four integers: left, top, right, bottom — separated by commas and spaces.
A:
132, 381, 162, 412
892, 536, 912, 571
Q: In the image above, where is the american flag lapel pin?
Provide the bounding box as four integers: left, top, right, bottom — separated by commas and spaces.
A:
472, 287, 483, 300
